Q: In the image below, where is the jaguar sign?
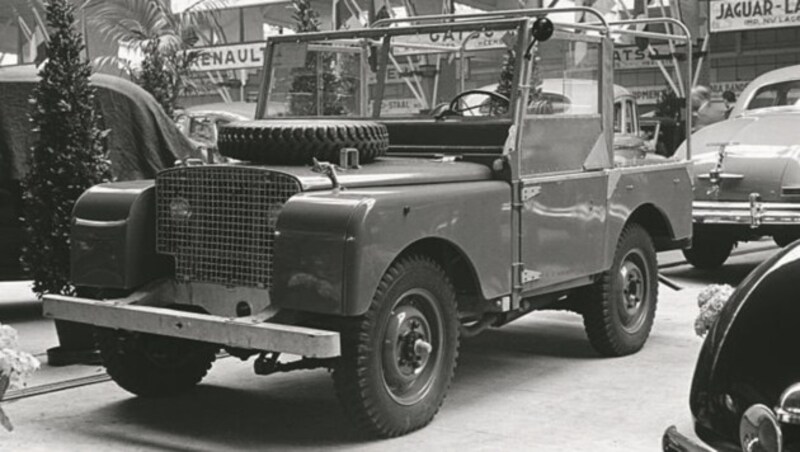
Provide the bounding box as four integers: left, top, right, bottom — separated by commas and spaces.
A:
710, 0, 800, 32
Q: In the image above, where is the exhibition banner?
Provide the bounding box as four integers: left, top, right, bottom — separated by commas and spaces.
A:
710, 0, 800, 32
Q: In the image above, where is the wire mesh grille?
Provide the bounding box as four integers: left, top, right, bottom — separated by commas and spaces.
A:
156, 167, 301, 289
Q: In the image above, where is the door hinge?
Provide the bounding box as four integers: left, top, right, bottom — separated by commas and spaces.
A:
515, 264, 541, 285
521, 185, 541, 202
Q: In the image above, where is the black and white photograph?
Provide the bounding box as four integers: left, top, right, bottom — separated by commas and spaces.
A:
0, 0, 799, 450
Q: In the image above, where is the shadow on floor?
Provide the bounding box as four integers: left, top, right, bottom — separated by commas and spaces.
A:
662, 261, 761, 287
78, 312, 598, 449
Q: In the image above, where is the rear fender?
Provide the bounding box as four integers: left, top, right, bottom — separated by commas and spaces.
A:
606, 164, 693, 262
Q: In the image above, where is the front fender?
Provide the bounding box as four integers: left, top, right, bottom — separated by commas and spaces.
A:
690, 241, 800, 442
71, 180, 170, 289
272, 181, 512, 316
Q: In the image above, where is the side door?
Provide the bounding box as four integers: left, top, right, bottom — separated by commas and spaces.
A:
513, 34, 612, 292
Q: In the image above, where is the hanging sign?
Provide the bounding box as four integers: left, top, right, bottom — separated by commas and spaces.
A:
613, 44, 676, 70
710, 0, 800, 32
189, 42, 268, 72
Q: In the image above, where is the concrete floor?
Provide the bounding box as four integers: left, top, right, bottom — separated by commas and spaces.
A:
0, 243, 780, 451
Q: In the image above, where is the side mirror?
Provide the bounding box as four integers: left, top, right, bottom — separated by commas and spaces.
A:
776, 382, 800, 425
525, 17, 554, 60
531, 17, 554, 43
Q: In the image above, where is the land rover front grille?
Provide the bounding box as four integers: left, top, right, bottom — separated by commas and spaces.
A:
156, 167, 301, 288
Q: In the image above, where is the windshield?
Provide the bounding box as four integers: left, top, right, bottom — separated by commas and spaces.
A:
746, 80, 800, 110
261, 22, 523, 119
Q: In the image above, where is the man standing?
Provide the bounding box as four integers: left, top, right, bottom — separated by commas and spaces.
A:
691, 86, 726, 131
722, 90, 736, 119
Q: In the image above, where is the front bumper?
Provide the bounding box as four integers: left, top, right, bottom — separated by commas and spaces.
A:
42, 289, 341, 359
662, 422, 740, 452
693, 199, 800, 228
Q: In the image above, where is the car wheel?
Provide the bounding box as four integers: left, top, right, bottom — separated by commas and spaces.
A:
96, 328, 218, 397
773, 233, 800, 248
332, 255, 459, 438
582, 224, 658, 357
217, 120, 389, 165
682, 233, 734, 269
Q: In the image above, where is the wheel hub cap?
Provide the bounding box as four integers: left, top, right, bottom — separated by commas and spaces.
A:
381, 290, 443, 406
617, 250, 649, 333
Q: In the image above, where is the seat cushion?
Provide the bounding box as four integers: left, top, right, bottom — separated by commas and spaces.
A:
381, 118, 512, 154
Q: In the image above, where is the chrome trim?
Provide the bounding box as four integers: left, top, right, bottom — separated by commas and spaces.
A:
693, 200, 800, 226
662, 425, 716, 452
73, 218, 127, 228
776, 383, 800, 425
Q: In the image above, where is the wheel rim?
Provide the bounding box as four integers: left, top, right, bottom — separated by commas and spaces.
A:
617, 249, 650, 334
381, 288, 444, 406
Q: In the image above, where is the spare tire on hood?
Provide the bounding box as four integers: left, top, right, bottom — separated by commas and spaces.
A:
218, 119, 389, 165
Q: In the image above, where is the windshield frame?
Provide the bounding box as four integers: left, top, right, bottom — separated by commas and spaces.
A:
255, 18, 529, 120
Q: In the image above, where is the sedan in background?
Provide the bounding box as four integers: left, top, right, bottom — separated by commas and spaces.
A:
681, 65, 800, 269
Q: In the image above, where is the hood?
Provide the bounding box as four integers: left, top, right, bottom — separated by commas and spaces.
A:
690, 111, 800, 202
690, 242, 800, 442
241, 157, 494, 191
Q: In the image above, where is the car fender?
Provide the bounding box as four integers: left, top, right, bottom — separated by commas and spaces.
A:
606, 163, 693, 265
272, 181, 512, 316
71, 180, 170, 289
690, 241, 800, 440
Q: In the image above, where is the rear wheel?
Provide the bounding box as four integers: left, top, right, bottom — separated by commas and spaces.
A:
332, 255, 459, 438
682, 232, 734, 269
773, 233, 800, 248
582, 224, 658, 357
96, 328, 218, 397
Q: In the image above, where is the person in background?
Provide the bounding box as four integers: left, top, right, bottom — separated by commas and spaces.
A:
691, 86, 726, 132
722, 90, 736, 119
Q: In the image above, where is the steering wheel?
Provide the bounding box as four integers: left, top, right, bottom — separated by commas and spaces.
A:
440, 89, 510, 118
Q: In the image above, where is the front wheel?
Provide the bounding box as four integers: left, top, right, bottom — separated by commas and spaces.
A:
332, 255, 459, 438
96, 328, 218, 397
582, 224, 658, 357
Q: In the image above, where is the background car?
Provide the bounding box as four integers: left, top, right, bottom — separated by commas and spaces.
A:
663, 241, 800, 451
0, 65, 197, 280
681, 64, 800, 269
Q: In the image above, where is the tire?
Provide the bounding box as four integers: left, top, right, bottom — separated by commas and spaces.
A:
682, 233, 734, 269
332, 255, 459, 438
95, 328, 218, 397
582, 224, 658, 357
773, 233, 800, 248
218, 119, 389, 165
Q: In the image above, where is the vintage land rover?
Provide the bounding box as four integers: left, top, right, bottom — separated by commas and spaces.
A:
44, 8, 694, 438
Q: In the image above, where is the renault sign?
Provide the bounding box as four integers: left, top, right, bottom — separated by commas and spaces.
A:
710, 0, 800, 32
190, 42, 267, 72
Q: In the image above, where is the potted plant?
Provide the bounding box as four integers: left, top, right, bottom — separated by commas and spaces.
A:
0, 323, 40, 432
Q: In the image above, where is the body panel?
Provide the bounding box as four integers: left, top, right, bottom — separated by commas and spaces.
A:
690, 112, 800, 203
272, 181, 512, 315
71, 180, 170, 289
238, 158, 494, 192
520, 172, 607, 288
606, 163, 693, 261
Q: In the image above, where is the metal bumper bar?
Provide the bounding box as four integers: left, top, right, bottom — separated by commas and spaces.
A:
43, 295, 341, 358
693, 199, 800, 228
